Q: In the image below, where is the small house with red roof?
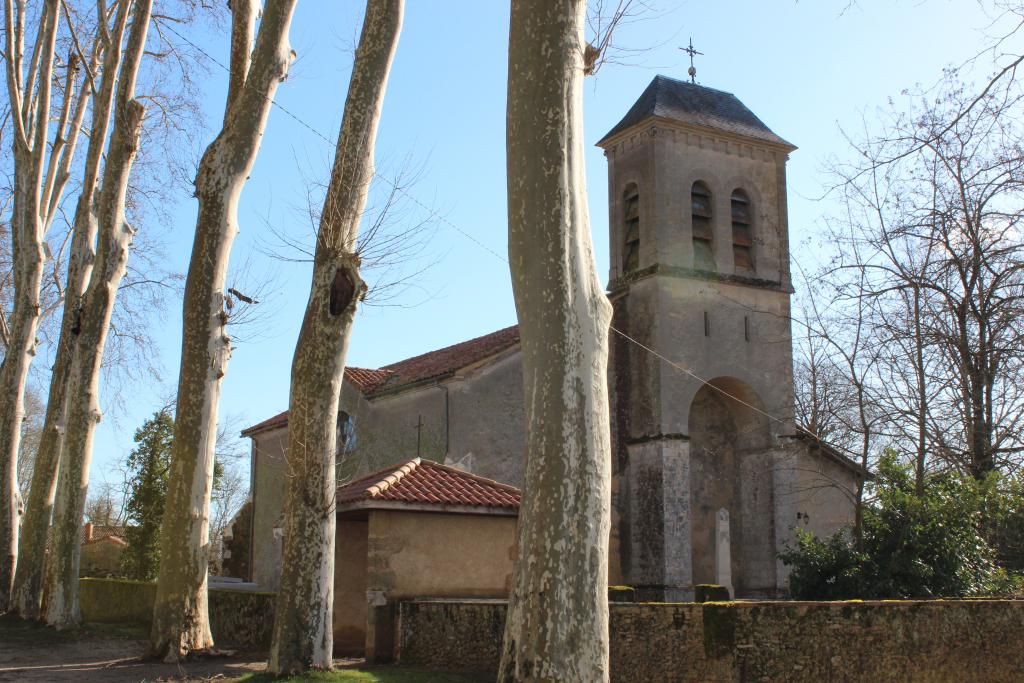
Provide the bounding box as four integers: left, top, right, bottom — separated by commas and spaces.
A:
241, 324, 529, 605
330, 457, 520, 659
79, 523, 129, 577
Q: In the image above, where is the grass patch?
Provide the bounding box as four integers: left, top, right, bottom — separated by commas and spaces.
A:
238, 666, 483, 682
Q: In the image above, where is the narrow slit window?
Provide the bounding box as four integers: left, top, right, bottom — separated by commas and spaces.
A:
744, 316, 750, 342
691, 181, 714, 271
623, 183, 640, 274
731, 189, 754, 271
703, 311, 710, 337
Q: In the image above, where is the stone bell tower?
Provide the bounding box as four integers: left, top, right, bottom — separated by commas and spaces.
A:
599, 75, 800, 600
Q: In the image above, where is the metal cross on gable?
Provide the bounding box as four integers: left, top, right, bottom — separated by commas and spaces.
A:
681, 37, 703, 84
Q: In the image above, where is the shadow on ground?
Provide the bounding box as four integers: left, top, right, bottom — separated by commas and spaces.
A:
0, 616, 482, 682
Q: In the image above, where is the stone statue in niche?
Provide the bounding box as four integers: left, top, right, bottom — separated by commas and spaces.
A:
715, 507, 733, 598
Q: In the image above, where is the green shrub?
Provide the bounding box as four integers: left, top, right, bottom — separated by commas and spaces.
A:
120, 411, 174, 580
779, 528, 867, 600
781, 451, 1021, 599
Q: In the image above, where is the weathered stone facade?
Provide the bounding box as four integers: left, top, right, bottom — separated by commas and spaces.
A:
602, 77, 812, 600
398, 598, 1024, 682
242, 75, 865, 602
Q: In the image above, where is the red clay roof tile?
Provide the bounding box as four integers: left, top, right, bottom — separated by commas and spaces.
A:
80, 524, 128, 544
372, 325, 519, 394
242, 325, 520, 437
336, 458, 521, 512
345, 367, 393, 392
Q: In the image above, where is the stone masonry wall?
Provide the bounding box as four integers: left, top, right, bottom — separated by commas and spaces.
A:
79, 578, 275, 650
398, 599, 1024, 682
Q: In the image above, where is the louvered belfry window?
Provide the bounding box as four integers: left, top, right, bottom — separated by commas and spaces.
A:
731, 190, 754, 271
623, 183, 640, 273
691, 181, 714, 271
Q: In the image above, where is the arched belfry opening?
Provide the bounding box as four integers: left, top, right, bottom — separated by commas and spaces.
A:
688, 377, 773, 596
622, 183, 640, 273
730, 189, 754, 271
690, 181, 714, 271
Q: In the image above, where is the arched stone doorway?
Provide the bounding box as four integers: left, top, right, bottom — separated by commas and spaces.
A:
687, 377, 773, 596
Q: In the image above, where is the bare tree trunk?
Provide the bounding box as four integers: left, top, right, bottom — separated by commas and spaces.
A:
498, 0, 613, 679
912, 283, 928, 494
42, 0, 150, 628
0, 226, 43, 613
11, 0, 130, 619
0, 0, 60, 612
268, 0, 401, 673
148, 0, 296, 659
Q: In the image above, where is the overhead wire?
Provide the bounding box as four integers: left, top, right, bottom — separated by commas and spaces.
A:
155, 17, 830, 445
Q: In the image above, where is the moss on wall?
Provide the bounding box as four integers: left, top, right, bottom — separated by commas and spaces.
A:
398, 598, 1024, 682
207, 587, 277, 648
79, 578, 156, 623
78, 578, 274, 650
608, 585, 636, 603
694, 584, 730, 603
701, 603, 738, 658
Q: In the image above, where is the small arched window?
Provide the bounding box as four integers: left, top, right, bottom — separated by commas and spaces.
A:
730, 190, 754, 271
691, 181, 714, 270
622, 183, 640, 273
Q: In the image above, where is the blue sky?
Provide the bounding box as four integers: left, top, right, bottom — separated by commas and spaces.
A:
88, 0, 1013, 486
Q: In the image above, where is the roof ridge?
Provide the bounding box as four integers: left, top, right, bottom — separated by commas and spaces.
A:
365, 458, 420, 498
241, 325, 522, 436
653, 73, 738, 98
348, 365, 393, 373
380, 325, 519, 372
336, 457, 522, 511
418, 458, 523, 495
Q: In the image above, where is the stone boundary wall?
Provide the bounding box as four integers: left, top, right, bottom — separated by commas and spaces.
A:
78, 578, 275, 650
398, 598, 1024, 682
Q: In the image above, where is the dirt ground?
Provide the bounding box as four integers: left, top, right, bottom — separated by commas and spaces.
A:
0, 617, 357, 682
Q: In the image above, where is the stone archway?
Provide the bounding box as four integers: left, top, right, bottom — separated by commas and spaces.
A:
687, 377, 772, 596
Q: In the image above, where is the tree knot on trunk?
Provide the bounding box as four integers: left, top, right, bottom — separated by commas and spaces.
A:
70, 306, 83, 335
583, 42, 600, 76
328, 261, 366, 316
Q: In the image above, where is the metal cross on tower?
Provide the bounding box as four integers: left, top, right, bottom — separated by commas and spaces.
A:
681, 38, 703, 84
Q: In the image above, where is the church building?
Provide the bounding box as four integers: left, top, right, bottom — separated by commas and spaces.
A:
239, 75, 865, 636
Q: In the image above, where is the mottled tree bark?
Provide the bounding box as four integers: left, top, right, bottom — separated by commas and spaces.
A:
11, 0, 130, 620
0, 0, 60, 612
42, 0, 151, 628
268, 0, 402, 674
498, 0, 613, 680
148, 0, 296, 659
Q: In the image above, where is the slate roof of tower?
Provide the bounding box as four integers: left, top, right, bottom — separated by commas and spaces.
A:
335, 457, 521, 512
241, 325, 521, 437
597, 75, 794, 149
